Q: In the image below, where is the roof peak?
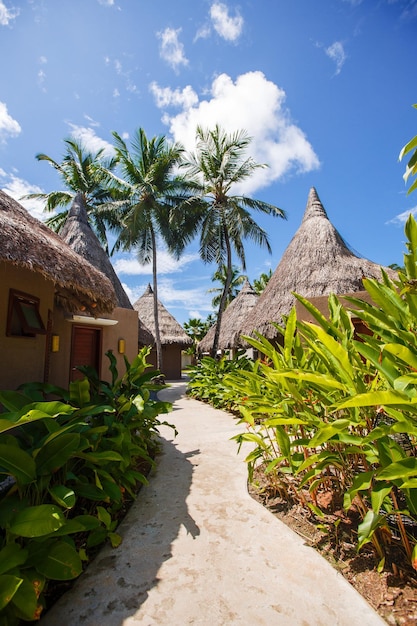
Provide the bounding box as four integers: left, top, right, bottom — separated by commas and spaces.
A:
301, 187, 328, 223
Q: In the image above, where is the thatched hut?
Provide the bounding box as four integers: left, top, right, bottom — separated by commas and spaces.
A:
59, 193, 139, 377
60, 193, 132, 310
241, 187, 397, 342
133, 284, 192, 379
199, 279, 258, 355
0, 190, 117, 389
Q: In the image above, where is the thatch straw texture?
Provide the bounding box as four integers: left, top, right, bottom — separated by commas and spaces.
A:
60, 193, 133, 310
134, 284, 192, 347
199, 279, 258, 352
0, 190, 116, 314
241, 187, 397, 341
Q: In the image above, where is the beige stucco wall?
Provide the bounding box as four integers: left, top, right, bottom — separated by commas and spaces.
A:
0, 260, 139, 392
0, 262, 54, 390
50, 307, 139, 388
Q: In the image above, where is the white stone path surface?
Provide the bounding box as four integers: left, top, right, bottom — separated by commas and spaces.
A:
40, 381, 385, 626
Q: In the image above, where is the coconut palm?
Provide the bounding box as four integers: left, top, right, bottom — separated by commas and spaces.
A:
105, 128, 198, 372
207, 264, 246, 308
22, 138, 118, 252
253, 268, 273, 294
182, 124, 286, 357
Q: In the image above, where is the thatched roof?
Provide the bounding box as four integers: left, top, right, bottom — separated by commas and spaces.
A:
241, 187, 397, 341
133, 284, 192, 347
0, 190, 116, 315
60, 193, 133, 310
199, 279, 258, 352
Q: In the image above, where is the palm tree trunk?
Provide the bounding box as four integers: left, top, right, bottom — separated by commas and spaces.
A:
211, 229, 233, 358
151, 229, 163, 373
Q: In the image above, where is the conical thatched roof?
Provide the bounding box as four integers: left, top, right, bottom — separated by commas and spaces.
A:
60, 193, 133, 310
199, 279, 258, 352
0, 190, 116, 315
241, 187, 397, 341
133, 284, 192, 346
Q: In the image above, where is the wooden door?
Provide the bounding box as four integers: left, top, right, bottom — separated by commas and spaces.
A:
70, 326, 101, 381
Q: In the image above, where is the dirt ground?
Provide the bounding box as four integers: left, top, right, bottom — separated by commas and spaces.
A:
248, 475, 417, 626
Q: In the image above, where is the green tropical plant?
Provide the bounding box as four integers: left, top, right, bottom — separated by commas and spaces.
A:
189, 215, 417, 572
399, 103, 417, 195
22, 138, 118, 252
0, 348, 172, 622
207, 264, 246, 308
182, 124, 286, 358
253, 268, 273, 294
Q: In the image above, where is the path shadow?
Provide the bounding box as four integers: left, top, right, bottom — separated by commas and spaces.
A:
40, 433, 199, 626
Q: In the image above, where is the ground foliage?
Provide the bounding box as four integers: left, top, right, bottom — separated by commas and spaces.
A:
0, 348, 173, 625
187, 215, 417, 623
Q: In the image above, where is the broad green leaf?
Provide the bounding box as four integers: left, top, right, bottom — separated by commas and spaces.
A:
0, 575, 23, 610
76, 450, 124, 464
371, 483, 392, 514
344, 471, 374, 509
35, 433, 81, 475
357, 510, 386, 550
336, 390, 412, 410
69, 377, 90, 407
10, 576, 40, 620
384, 343, 417, 370
0, 543, 28, 575
0, 390, 33, 411
0, 444, 36, 484
35, 540, 82, 580
378, 457, 417, 481
9, 505, 65, 538
308, 419, 351, 447
49, 485, 76, 509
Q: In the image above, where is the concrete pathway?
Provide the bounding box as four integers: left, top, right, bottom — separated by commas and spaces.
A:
41, 381, 385, 626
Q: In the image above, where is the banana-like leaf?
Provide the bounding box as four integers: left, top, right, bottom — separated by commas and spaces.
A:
9, 505, 65, 538
35, 540, 82, 580
377, 457, 417, 481
0, 575, 23, 610
35, 433, 81, 475
0, 444, 36, 485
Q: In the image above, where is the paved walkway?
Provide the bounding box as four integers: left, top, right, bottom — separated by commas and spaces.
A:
41, 381, 385, 625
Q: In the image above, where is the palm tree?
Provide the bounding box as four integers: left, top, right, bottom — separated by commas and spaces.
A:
207, 264, 246, 308
105, 128, 197, 373
182, 124, 286, 357
253, 268, 273, 294
22, 138, 118, 252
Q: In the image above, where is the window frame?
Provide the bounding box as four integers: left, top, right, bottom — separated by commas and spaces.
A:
6, 289, 47, 337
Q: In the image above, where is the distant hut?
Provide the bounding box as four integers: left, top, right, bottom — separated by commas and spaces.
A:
199, 279, 258, 355
60, 193, 132, 310
241, 187, 397, 342
133, 284, 192, 379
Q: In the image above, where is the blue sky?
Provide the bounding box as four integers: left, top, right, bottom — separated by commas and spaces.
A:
1, 0, 416, 325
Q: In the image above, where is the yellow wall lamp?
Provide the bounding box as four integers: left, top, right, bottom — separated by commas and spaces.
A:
118, 339, 126, 354
51, 334, 60, 352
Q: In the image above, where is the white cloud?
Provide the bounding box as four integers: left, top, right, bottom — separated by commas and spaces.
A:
67, 124, 114, 158
97, 0, 114, 5
158, 27, 188, 70
153, 71, 320, 195
0, 101, 21, 142
210, 2, 243, 42
0, 173, 47, 221
0, 1, 19, 26
325, 41, 347, 75
194, 24, 211, 42
114, 250, 200, 276
386, 206, 417, 225
149, 82, 198, 109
